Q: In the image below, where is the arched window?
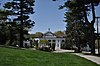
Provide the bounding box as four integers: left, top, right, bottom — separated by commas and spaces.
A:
53, 40, 55, 42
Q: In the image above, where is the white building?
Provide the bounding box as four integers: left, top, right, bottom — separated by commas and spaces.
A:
34, 30, 65, 50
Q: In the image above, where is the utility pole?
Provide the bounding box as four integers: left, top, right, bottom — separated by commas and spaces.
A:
95, 17, 100, 54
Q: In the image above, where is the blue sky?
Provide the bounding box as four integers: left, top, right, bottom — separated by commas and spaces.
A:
30, 0, 66, 33
1, 0, 100, 34
32, 1, 100, 34
0, 0, 66, 34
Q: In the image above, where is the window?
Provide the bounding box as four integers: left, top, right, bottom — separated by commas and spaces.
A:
62, 40, 64, 42
48, 40, 51, 42
53, 40, 55, 42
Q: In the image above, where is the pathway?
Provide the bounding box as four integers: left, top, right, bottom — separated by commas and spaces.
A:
74, 53, 100, 65
53, 49, 100, 65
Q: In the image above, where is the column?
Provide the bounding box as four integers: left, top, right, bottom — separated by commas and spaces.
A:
55, 40, 58, 50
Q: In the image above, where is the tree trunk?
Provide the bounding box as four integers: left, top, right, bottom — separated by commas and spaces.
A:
19, 26, 24, 47
75, 37, 81, 53
90, 0, 96, 55
90, 24, 95, 55
77, 44, 81, 53
9, 27, 14, 46
83, 0, 96, 55
19, 0, 24, 47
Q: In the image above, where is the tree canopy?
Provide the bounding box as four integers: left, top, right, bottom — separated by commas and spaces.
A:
0, 0, 35, 47
3, 0, 35, 47
53, 0, 100, 54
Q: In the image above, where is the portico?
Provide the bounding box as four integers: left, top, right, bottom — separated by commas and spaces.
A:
34, 30, 65, 50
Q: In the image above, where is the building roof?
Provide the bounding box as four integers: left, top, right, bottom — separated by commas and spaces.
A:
43, 31, 56, 36
35, 28, 65, 38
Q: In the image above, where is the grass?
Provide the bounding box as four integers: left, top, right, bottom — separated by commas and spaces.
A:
0, 47, 100, 66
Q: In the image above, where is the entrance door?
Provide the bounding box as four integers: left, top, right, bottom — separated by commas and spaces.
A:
52, 43, 55, 50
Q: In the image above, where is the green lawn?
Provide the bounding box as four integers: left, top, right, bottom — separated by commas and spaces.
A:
0, 47, 99, 66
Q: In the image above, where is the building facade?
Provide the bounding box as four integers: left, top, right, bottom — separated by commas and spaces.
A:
34, 31, 65, 50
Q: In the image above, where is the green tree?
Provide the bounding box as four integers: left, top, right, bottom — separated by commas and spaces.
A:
0, 9, 12, 45
52, 0, 85, 52
39, 40, 48, 46
54, 31, 65, 37
61, 0, 85, 52
76, 0, 99, 54
53, 0, 100, 54
4, 0, 35, 47
34, 32, 43, 38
